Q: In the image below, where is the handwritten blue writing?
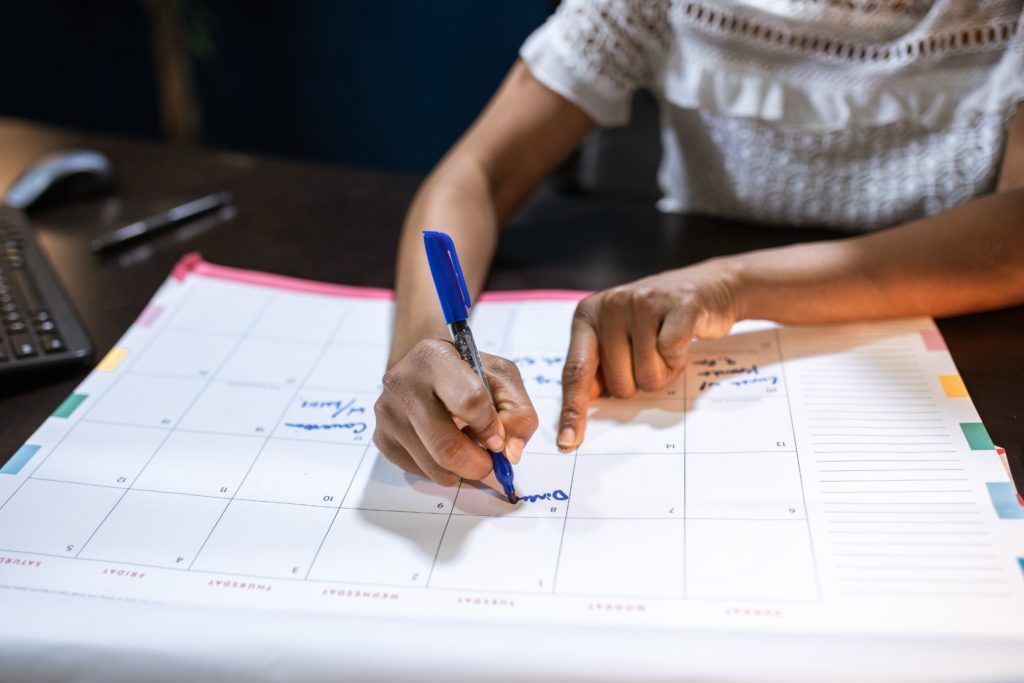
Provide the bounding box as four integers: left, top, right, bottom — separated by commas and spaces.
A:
517, 489, 569, 503
700, 375, 778, 391
729, 376, 777, 387
693, 356, 737, 368
300, 398, 366, 419
512, 356, 564, 367
513, 356, 564, 387
284, 422, 368, 434
698, 364, 758, 378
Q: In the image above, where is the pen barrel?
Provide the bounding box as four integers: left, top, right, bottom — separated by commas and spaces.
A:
449, 319, 515, 497
489, 449, 514, 480
448, 320, 495, 401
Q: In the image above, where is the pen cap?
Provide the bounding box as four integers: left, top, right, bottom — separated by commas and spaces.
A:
423, 231, 472, 324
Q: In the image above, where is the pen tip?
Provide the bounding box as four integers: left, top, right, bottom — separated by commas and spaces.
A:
507, 492, 519, 504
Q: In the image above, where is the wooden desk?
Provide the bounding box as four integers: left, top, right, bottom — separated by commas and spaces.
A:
1, 117, 1021, 490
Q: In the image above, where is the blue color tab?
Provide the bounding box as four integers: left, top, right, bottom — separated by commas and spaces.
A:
1018, 558, 1024, 578
986, 482, 1024, 519
1, 444, 41, 475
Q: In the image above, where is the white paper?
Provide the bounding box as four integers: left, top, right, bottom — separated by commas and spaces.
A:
1, 266, 1022, 681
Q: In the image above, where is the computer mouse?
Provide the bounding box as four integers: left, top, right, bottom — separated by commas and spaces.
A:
3, 149, 114, 211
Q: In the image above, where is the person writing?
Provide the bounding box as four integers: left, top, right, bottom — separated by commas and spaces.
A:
373, 0, 1024, 489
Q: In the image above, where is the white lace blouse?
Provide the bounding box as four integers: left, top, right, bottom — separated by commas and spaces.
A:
521, 0, 1024, 230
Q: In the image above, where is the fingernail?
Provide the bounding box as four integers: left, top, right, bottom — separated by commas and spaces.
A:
557, 427, 576, 450
506, 437, 525, 464
485, 434, 504, 452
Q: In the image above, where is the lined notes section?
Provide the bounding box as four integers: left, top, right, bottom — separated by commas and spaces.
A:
782, 323, 1014, 598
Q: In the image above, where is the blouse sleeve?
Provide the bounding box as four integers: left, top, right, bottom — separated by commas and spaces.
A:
519, 0, 672, 127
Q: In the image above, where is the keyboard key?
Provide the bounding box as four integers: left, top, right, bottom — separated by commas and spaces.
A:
9, 333, 37, 358
9, 267, 40, 311
0, 206, 93, 375
40, 334, 64, 353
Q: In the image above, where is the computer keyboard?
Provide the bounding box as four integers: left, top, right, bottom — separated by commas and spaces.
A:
0, 206, 92, 375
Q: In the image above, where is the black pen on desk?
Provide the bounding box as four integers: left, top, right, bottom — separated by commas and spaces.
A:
91, 191, 235, 253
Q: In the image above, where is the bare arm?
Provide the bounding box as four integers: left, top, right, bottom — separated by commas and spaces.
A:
997, 102, 1024, 193
389, 61, 593, 366
734, 189, 1024, 324
375, 62, 593, 486
737, 102, 1024, 322
557, 103, 1024, 450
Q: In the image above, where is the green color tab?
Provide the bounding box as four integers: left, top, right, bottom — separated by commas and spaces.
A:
960, 422, 994, 451
52, 393, 88, 419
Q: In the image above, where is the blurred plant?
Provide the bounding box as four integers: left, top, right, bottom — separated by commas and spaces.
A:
140, 0, 217, 145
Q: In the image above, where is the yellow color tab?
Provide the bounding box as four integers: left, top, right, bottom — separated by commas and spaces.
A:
96, 347, 129, 372
939, 374, 968, 398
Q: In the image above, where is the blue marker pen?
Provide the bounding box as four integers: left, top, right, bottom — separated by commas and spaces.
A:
423, 230, 519, 504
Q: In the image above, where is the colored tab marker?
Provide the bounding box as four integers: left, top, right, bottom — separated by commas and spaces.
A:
940, 374, 968, 398
1, 444, 41, 475
987, 482, 1024, 519
52, 393, 88, 419
920, 330, 947, 351
96, 347, 129, 372
137, 305, 164, 327
1018, 558, 1024, 577
961, 422, 994, 451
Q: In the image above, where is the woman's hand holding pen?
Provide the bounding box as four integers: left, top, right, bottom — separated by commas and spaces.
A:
373, 341, 539, 486
557, 259, 743, 452
375, 258, 743, 485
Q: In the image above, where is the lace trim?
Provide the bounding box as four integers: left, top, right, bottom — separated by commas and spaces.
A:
656, 108, 1013, 229
549, 0, 672, 92
676, 1, 1021, 64
783, 0, 934, 16
522, 0, 1024, 128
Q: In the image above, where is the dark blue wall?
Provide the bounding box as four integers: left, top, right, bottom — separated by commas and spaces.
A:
0, 1, 551, 174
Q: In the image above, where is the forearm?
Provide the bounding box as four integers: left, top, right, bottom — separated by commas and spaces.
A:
390, 158, 500, 366
731, 189, 1024, 323
387, 63, 594, 367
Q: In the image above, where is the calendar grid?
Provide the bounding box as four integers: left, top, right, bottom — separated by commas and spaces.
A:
0, 286, 201, 513
425, 484, 461, 587
183, 302, 355, 572
773, 327, 823, 602
682, 354, 688, 599
304, 447, 372, 580
0, 540, 838, 604
78, 294, 273, 564
4, 269, 1016, 637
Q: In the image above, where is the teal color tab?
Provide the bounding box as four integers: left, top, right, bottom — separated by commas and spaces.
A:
961, 422, 994, 451
1, 444, 41, 475
1019, 558, 1024, 577
52, 393, 88, 419
987, 482, 1024, 519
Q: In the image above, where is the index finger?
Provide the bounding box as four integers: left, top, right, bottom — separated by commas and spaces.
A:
558, 310, 599, 451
